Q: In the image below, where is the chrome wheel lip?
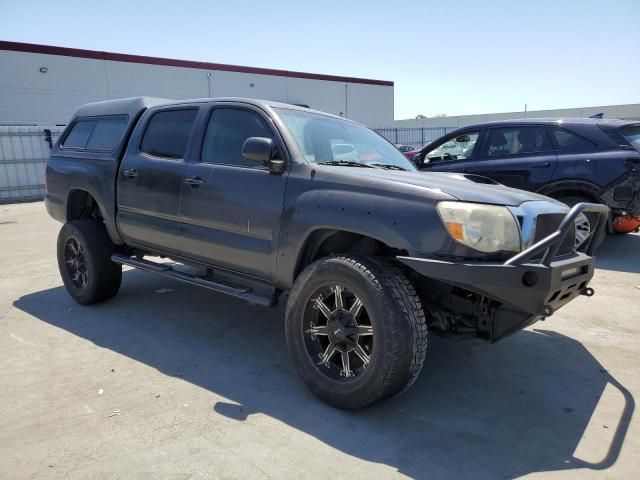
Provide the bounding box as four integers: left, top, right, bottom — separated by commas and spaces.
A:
64, 237, 88, 289
303, 284, 373, 381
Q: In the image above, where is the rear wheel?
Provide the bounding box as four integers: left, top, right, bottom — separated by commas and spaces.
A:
285, 255, 427, 409
57, 219, 122, 305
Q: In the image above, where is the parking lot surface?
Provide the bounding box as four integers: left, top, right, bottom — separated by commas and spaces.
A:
1, 201, 639, 479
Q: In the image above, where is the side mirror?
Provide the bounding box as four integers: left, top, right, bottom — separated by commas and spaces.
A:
242, 137, 284, 172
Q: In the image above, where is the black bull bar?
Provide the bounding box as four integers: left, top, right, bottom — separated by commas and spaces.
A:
398, 203, 610, 341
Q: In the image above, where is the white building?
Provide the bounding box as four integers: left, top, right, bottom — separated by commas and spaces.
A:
396, 103, 640, 128
0, 41, 394, 126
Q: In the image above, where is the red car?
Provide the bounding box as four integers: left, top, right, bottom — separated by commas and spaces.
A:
395, 144, 419, 159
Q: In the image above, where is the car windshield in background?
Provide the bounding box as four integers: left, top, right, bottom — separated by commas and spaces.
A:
425, 132, 479, 161
620, 124, 640, 151
275, 108, 416, 171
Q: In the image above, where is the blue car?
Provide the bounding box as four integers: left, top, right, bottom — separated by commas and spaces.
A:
413, 118, 640, 235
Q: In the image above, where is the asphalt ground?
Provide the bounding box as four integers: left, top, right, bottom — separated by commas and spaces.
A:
1, 201, 639, 479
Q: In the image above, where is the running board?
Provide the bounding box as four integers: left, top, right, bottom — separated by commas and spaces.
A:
111, 254, 275, 307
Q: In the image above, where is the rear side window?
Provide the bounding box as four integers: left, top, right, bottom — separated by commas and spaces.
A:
86, 117, 128, 150
62, 116, 127, 151
598, 123, 634, 149
141, 109, 198, 159
619, 124, 640, 151
552, 128, 595, 150
201, 108, 273, 167
486, 127, 552, 156
62, 120, 96, 149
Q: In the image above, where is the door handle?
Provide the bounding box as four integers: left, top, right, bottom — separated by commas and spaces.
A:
184, 176, 205, 187
124, 168, 138, 179
531, 162, 550, 168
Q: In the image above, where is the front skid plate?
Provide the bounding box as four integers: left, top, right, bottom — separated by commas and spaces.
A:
398, 253, 594, 317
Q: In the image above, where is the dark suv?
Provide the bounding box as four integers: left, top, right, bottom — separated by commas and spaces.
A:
412, 119, 640, 235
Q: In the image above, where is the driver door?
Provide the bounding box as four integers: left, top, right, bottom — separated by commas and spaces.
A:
418, 129, 483, 174
179, 105, 288, 280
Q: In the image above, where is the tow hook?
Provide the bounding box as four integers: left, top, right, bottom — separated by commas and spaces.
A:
581, 287, 595, 297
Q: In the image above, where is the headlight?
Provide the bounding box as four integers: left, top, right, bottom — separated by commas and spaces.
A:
437, 201, 521, 253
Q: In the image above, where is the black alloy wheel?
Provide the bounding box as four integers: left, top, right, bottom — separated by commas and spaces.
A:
63, 237, 89, 289
304, 284, 373, 380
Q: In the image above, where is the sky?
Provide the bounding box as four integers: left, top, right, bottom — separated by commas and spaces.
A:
1, 0, 638, 120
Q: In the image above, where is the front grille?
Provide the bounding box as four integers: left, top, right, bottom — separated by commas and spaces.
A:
533, 214, 575, 255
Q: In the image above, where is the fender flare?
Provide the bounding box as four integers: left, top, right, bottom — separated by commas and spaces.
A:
536, 179, 604, 203
65, 186, 123, 245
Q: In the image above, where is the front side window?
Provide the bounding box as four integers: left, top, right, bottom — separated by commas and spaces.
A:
275, 108, 416, 171
424, 131, 480, 162
552, 128, 595, 150
140, 109, 198, 159
486, 127, 552, 157
201, 109, 273, 167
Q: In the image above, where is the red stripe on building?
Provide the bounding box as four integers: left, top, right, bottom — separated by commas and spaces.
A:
0, 40, 394, 87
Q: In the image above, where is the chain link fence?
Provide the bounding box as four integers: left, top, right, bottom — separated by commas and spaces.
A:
374, 126, 456, 148
0, 126, 65, 203
0, 124, 457, 204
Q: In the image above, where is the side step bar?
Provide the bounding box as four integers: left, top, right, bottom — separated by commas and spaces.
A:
111, 254, 275, 307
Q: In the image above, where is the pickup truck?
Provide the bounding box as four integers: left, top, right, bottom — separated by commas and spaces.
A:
45, 97, 609, 409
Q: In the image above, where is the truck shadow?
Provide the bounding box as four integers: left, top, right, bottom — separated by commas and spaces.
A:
595, 232, 640, 274
13, 271, 634, 480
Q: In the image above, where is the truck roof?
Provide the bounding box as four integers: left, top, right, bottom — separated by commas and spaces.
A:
72, 96, 345, 121
73, 96, 170, 118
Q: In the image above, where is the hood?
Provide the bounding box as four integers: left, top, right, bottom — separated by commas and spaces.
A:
343, 168, 554, 206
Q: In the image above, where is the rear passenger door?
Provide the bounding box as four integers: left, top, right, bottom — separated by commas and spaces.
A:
179, 105, 288, 279
117, 107, 199, 254
471, 125, 558, 190
548, 126, 600, 183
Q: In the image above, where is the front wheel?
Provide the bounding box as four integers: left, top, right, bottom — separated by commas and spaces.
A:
57, 219, 122, 305
557, 196, 598, 247
285, 256, 427, 409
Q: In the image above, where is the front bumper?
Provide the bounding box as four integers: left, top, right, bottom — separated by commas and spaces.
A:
399, 203, 610, 341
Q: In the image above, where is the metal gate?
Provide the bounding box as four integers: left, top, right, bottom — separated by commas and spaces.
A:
0, 126, 65, 203
374, 126, 455, 148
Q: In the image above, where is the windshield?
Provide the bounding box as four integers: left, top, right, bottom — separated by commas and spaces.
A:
620, 124, 640, 151
275, 108, 416, 171
424, 132, 479, 162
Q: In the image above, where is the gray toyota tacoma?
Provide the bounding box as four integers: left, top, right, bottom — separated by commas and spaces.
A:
45, 97, 608, 409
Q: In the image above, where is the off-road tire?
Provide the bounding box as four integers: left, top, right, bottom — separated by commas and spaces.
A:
57, 219, 122, 305
285, 255, 427, 409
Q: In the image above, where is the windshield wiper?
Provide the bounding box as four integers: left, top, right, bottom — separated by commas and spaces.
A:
369, 163, 409, 171
317, 160, 374, 168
